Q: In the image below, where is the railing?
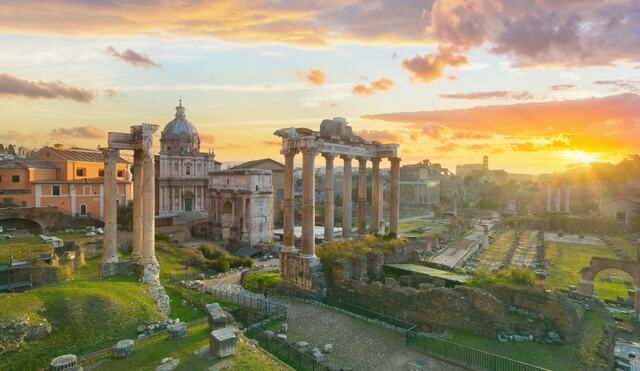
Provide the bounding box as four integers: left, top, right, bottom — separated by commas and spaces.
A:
204, 286, 287, 319
406, 327, 550, 371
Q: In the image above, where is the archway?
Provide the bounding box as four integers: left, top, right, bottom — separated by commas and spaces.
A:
593, 268, 635, 304
580, 256, 640, 313
0, 218, 43, 233
221, 200, 233, 240
183, 191, 194, 212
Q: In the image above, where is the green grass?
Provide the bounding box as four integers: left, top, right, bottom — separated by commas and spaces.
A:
477, 229, 515, 271
545, 241, 633, 300
398, 220, 445, 237
447, 304, 612, 371
0, 231, 53, 262
87, 322, 290, 371
243, 272, 281, 293
155, 241, 204, 280
0, 277, 166, 370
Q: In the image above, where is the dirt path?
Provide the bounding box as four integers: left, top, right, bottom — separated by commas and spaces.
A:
278, 297, 463, 371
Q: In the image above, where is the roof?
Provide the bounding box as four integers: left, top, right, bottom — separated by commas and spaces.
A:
40, 146, 128, 163
33, 177, 130, 184
161, 101, 199, 139
230, 158, 284, 171
385, 264, 470, 283
0, 159, 56, 169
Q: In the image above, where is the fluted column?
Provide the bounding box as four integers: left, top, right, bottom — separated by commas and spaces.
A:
282, 151, 296, 252
132, 149, 143, 262
301, 149, 317, 257
101, 148, 119, 267
357, 157, 368, 235
323, 153, 335, 242
341, 155, 353, 239
390, 157, 401, 236
371, 158, 382, 234
141, 147, 157, 267
241, 195, 250, 244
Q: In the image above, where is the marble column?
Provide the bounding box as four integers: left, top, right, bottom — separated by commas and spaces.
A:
390, 157, 401, 236
132, 149, 143, 262
323, 153, 335, 242
555, 187, 561, 212
341, 155, 353, 239
241, 195, 249, 245
282, 151, 296, 252
565, 186, 571, 213
301, 149, 317, 257
370, 158, 382, 234
101, 148, 119, 267
142, 148, 157, 267
546, 186, 552, 211
357, 157, 368, 235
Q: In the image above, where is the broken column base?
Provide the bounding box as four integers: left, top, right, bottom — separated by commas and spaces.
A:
278, 252, 326, 300
100, 261, 119, 278
101, 260, 138, 278
142, 263, 160, 283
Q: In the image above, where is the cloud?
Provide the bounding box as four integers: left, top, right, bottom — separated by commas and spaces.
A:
362, 93, 640, 153
105, 46, 160, 68
594, 79, 640, 93
50, 126, 105, 139
299, 69, 326, 86
354, 129, 401, 143
199, 132, 216, 147
435, 143, 458, 152
467, 144, 490, 151
550, 84, 577, 91
491, 147, 505, 154
439, 90, 534, 100
452, 130, 492, 139
510, 139, 572, 152
0, 73, 93, 103
401, 46, 468, 83
426, 0, 503, 49
104, 88, 118, 98
262, 140, 281, 147
352, 78, 395, 96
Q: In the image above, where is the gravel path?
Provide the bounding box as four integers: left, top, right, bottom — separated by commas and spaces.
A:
279, 297, 463, 371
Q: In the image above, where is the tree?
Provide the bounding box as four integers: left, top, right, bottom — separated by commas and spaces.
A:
0, 144, 4, 154
7, 144, 15, 155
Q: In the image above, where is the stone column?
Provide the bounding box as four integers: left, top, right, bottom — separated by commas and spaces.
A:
282, 151, 296, 252
546, 186, 552, 211
241, 195, 249, 246
101, 148, 119, 273
555, 187, 561, 212
323, 153, 335, 242
565, 186, 571, 213
370, 158, 382, 234
341, 155, 353, 239
301, 149, 317, 257
357, 157, 368, 235
390, 157, 401, 236
132, 149, 143, 262
141, 126, 159, 282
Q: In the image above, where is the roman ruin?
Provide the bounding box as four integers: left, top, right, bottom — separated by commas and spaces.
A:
101, 123, 160, 283
274, 118, 400, 297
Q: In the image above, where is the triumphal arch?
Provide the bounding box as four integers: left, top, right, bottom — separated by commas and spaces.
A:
274, 118, 400, 297
101, 123, 160, 283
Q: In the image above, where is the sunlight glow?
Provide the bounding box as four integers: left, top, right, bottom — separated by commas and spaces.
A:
563, 150, 599, 165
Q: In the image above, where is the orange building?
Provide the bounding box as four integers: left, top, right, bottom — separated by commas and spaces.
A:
0, 144, 131, 219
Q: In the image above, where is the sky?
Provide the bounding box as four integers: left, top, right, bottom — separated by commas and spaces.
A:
0, 0, 639, 174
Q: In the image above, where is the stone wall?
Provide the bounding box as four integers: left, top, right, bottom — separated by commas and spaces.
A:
279, 252, 326, 299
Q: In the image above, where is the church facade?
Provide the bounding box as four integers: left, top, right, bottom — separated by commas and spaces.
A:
155, 100, 220, 216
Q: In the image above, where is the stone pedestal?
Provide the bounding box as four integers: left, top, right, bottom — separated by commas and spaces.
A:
142, 263, 160, 283
167, 322, 187, 339
279, 252, 326, 299
206, 303, 228, 330
49, 354, 79, 371
112, 339, 134, 358
209, 327, 237, 358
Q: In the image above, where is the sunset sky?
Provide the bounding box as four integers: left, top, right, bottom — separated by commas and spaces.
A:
0, 0, 639, 174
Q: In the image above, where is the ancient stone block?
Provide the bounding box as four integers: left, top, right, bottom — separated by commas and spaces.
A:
167, 322, 186, 339
206, 303, 227, 330
112, 339, 134, 358
209, 328, 237, 358
49, 354, 78, 371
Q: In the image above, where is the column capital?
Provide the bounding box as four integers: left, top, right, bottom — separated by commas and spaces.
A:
370, 157, 382, 165
389, 157, 401, 165
321, 152, 336, 160
283, 149, 299, 158
300, 147, 318, 156
340, 154, 353, 161
356, 156, 370, 163
100, 147, 119, 159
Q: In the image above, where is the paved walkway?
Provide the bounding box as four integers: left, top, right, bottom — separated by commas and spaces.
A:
279, 297, 463, 371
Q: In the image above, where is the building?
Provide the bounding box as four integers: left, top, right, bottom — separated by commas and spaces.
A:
0, 144, 131, 218
155, 100, 220, 216
456, 163, 484, 178
599, 197, 637, 224
229, 158, 285, 227
208, 169, 273, 246
400, 159, 453, 206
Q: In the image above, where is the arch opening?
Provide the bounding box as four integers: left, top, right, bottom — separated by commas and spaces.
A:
0, 218, 43, 233
593, 268, 636, 303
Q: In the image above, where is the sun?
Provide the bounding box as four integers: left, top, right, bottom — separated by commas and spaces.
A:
562, 150, 599, 165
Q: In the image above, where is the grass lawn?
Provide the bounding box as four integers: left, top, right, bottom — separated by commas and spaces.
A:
476, 229, 515, 271
448, 304, 612, 371
398, 219, 445, 238
156, 241, 203, 281
0, 277, 166, 371
545, 240, 633, 300
87, 322, 290, 371
0, 230, 53, 262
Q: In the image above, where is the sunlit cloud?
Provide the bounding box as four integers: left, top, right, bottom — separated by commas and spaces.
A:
298, 69, 326, 86
550, 84, 577, 91
0, 73, 93, 103
401, 46, 468, 83
352, 78, 395, 96
439, 90, 535, 101
354, 129, 402, 143
105, 46, 160, 68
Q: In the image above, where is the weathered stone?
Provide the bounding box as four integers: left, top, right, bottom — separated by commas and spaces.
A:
280, 323, 288, 333
311, 348, 324, 362
112, 339, 134, 358
497, 334, 508, 343
49, 354, 78, 371
263, 330, 275, 340
156, 357, 179, 371
25, 322, 51, 341
323, 343, 334, 353
295, 341, 309, 351
148, 282, 171, 315
167, 322, 187, 339
209, 328, 237, 358
547, 331, 561, 343
276, 334, 287, 341
206, 303, 227, 330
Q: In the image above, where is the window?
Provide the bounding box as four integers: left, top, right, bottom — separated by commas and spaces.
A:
98, 169, 104, 177
21, 201, 27, 207
80, 204, 87, 216
76, 168, 86, 177
12, 175, 20, 183
615, 211, 627, 223
83, 186, 91, 195
52, 185, 61, 196
186, 166, 191, 176
117, 170, 124, 177
0, 175, 2, 182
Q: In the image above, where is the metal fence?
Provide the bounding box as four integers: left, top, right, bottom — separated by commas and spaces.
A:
245, 325, 335, 371
406, 327, 550, 371
205, 286, 287, 319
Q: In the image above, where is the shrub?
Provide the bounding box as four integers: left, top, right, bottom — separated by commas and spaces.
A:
186, 251, 206, 269
155, 233, 171, 242
199, 244, 226, 260
230, 256, 253, 269
470, 266, 536, 287
244, 272, 281, 293
206, 257, 230, 273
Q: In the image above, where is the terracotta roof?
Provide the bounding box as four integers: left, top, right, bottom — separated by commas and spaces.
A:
230, 158, 284, 170
0, 159, 56, 169
45, 146, 128, 163
32, 177, 130, 184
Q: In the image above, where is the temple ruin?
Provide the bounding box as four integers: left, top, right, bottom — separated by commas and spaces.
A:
101, 124, 160, 283
274, 118, 400, 297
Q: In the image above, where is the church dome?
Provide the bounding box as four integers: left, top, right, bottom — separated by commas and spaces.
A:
160, 99, 200, 153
